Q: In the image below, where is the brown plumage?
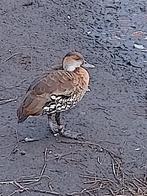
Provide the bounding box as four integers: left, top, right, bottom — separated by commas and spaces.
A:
17, 52, 94, 139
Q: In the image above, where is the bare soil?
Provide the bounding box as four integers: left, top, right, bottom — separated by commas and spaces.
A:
0, 0, 147, 195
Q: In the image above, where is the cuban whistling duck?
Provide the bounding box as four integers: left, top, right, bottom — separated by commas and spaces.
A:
17, 52, 94, 139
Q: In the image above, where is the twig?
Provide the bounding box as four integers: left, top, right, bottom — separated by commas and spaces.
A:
8, 187, 60, 196
13, 180, 26, 189
16, 175, 50, 185
107, 187, 115, 196
0, 180, 14, 185
27, 188, 61, 195
97, 156, 101, 164
1, 53, 22, 63
0, 148, 59, 195
133, 176, 147, 187
8, 189, 25, 196
0, 97, 17, 105
19, 147, 49, 186
6, 181, 29, 196
112, 160, 121, 183
58, 140, 121, 160
66, 191, 82, 196
67, 181, 103, 196
54, 152, 72, 161
86, 191, 95, 196
40, 148, 48, 177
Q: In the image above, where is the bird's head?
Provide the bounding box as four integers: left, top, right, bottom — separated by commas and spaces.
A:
62, 52, 94, 71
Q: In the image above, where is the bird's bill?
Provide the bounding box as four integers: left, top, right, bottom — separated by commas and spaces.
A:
83, 62, 95, 68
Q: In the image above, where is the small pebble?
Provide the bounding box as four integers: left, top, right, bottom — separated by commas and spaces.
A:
134, 44, 144, 49
24, 137, 35, 142
54, 133, 59, 137
20, 150, 26, 155
135, 148, 141, 151
87, 31, 91, 35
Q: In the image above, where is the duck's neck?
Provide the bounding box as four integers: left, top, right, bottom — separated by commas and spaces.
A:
73, 67, 89, 86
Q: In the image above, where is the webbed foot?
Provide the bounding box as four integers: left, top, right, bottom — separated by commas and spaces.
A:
59, 127, 82, 139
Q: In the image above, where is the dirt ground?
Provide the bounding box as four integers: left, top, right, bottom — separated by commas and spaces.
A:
0, 0, 147, 195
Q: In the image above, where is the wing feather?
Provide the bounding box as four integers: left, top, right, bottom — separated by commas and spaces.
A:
17, 70, 78, 122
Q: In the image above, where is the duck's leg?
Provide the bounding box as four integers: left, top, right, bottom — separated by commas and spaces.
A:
47, 114, 60, 136
55, 112, 81, 139
55, 112, 61, 126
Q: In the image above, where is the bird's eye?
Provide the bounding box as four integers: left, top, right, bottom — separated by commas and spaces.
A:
74, 55, 81, 60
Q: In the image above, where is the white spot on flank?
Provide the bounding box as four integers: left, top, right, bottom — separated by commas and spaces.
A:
44, 106, 49, 111
56, 103, 61, 108
56, 96, 62, 100
134, 44, 144, 49
61, 105, 66, 109
58, 99, 63, 103
87, 31, 91, 35
50, 104, 56, 109
51, 95, 56, 100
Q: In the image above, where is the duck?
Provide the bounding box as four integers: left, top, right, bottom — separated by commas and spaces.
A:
17, 52, 94, 139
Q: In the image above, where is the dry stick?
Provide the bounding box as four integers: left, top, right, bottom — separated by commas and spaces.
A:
131, 180, 144, 194
81, 173, 121, 195
8, 187, 60, 196
48, 182, 54, 192
83, 182, 104, 193
8, 189, 25, 196
1, 52, 22, 63
81, 175, 119, 186
122, 174, 147, 194
58, 140, 121, 160
111, 160, 122, 184
107, 188, 116, 196
86, 191, 95, 196
19, 148, 60, 195
39, 148, 48, 178
60, 138, 122, 193
133, 176, 147, 188
0, 176, 28, 196
124, 180, 140, 195
0, 97, 17, 105
0, 180, 14, 185
74, 176, 118, 196
19, 147, 49, 186
97, 156, 101, 164
7, 181, 29, 196
84, 180, 116, 196
0, 148, 61, 196
63, 158, 87, 168
67, 183, 103, 196
60, 141, 146, 195
17, 175, 50, 185
66, 191, 82, 196
15, 148, 59, 195
54, 152, 73, 161
27, 188, 61, 195
13, 180, 27, 189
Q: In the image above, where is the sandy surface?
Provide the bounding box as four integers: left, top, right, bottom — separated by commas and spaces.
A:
0, 0, 147, 195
